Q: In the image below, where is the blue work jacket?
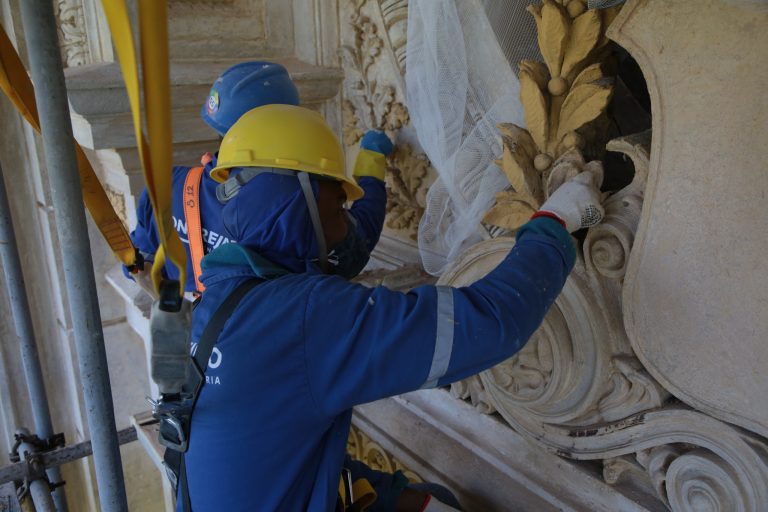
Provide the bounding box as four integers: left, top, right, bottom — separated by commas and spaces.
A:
128, 157, 387, 292
182, 217, 575, 511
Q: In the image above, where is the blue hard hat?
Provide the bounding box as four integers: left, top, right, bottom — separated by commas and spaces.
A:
201, 61, 300, 136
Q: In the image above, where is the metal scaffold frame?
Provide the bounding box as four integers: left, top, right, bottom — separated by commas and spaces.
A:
0, 0, 131, 510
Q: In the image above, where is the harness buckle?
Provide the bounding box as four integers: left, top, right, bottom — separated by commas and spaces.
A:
342, 468, 354, 505
150, 356, 204, 453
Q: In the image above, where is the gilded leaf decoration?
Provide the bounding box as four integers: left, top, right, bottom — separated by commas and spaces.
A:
570, 62, 605, 90
483, 0, 617, 232
519, 60, 550, 91
498, 123, 542, 204
519, 69, 550, 151
531, 1, 569, 79
482, 190, 539, 230
556, 80, 612, 142
561, 9, 601, 78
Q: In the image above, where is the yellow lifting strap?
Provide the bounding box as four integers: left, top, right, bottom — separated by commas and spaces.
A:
339, 474, 377, 512
0, 24, 138, 269
100, 0, 186, 294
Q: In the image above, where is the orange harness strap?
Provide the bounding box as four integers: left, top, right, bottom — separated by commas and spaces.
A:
183, 166, 206, 292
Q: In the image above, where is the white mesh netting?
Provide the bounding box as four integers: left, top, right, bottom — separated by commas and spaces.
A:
407, 0, 540, 275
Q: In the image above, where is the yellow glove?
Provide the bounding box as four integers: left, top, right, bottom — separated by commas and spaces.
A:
352, 130, 393, 181
352, 149, 387, 181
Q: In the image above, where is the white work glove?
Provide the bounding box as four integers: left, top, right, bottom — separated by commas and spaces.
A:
422, 495, 463, 512
538, 172, 604, 233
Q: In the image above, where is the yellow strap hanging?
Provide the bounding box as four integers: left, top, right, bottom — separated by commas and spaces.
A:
100, 0, 186, 294
338, 474, 377, 512
0, 24, 138, 268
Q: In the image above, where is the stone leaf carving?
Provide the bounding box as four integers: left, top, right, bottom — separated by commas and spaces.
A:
347, 424, 423, 483
524, 0, 616, 157
340, 5, 409, 141
482, 144, 604, 231
482, 0, 618, 232
481, 191, 538, 235
341, 0, 433, 240
385, 144, 428, 241
449, 375, 496, 415
378, 0, 409, 75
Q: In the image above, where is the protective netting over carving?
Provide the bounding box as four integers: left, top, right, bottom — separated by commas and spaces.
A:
407, 0, 540, 275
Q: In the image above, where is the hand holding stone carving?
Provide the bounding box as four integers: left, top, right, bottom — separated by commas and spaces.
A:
539, 171, 604, 232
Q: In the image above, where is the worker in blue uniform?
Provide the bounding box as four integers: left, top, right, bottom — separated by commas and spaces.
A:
126, 61, 392, 294
177, 104, 604, 511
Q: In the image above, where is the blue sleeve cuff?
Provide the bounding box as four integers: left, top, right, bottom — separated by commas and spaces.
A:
121, 265, 135, 282
516, 217, 576, 270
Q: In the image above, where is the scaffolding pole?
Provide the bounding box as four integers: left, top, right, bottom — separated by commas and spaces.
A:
18, 1, 129, 510
0, 163, 67, 511
16, 428, 57, 512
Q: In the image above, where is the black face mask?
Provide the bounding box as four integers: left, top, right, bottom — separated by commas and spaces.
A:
328, 214, 371, 279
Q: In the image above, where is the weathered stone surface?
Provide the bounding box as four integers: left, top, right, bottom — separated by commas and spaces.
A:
354, 389, 653, 511
65, 58, 343, 150
611, 0, 768, 438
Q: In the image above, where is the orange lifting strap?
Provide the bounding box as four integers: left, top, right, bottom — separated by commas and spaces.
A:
183, 166, 206, 293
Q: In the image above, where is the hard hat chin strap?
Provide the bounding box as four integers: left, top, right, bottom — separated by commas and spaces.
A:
216, 167, 329, 271
297, 171, 328, 271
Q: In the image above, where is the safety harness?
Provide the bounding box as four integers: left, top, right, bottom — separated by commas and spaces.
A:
182, 153, 215, 293
156, 276, 377, 511
158, 277, 263, 511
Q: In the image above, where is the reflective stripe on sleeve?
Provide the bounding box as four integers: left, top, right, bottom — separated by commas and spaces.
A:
422, 286, 455, 388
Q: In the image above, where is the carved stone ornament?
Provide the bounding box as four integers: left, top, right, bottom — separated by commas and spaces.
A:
54, 0, 91, 67
611, 0, 768, 441
340, 0, 433, 240
383, 144, 428, 240
347, 424, 423, 484
437, 0, 768, 510
482, 0, 621, 232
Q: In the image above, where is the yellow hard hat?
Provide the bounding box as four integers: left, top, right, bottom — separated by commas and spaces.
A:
210, 104, 364, 200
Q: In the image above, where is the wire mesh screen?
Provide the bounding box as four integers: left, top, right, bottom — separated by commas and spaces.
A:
407, 0, 539, 274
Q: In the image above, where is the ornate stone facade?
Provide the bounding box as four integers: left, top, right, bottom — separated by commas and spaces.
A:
340, 0, 433, 242
53, 0, 90, 67
347, 424, 423, 484
0, 0, 764, 510
436, 1, 768, 510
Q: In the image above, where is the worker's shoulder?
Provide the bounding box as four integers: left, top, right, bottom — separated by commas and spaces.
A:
171, 165, 193, 178
259, 272, 372, 301
224, 274, 326, 320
